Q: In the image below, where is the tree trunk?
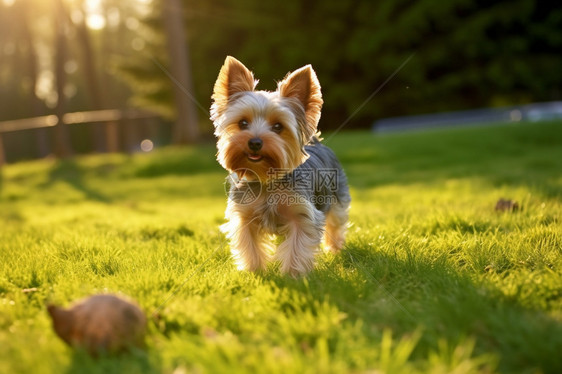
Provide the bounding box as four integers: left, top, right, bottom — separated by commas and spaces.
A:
53, 0, 72, 158
17, 0, 50, 158
162, 0, 199, 144
0, 134, 5, 167
73, 5, 119, 153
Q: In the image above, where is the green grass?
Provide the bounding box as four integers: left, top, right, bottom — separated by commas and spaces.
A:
1, 121, 561, 373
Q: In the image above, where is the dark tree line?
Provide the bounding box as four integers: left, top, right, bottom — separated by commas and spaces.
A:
120, 0, 562, 129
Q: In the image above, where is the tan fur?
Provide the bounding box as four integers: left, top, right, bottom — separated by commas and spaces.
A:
324, 202, 349, 253
223, 192, 325, 276
223, 206, 273, 271
211, 56, 259, 120
47, 294, 146, 356
212, 56, 348, 276
218, 129, 290, 181
278, 65, 323, 144
275, 200, 325, 275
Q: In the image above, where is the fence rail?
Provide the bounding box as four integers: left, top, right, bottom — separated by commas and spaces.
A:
0, 109, 160, 166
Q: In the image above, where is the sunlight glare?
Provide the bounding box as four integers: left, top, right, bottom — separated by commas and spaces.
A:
126, 17, 139, 30
140, 139, 154, 152
46, 92, 58, 109
87, 14, 106, 30
85, 0, 102, 11
134, 0, 153, 17
107, 7, 121, 28
64, 83, 77, 99
36, 70, 54, 103
64, 60, 78, 74
131, 38, 145, 51
70, 9, 84, 24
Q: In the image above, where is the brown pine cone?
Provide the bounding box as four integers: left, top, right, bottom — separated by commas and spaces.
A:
47, 294, 147, 356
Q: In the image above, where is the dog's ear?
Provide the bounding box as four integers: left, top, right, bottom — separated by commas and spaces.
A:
278, 65, 323, 143
211, 56, 258, 119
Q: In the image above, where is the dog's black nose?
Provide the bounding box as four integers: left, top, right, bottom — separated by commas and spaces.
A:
248, 138, 263, 152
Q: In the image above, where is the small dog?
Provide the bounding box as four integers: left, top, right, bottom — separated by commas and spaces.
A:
211, 56, 350, 276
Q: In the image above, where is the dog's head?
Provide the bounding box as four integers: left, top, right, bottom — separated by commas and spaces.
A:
210, 56, 323, 180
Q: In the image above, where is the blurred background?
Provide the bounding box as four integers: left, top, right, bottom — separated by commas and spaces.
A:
1, 0, 561, 163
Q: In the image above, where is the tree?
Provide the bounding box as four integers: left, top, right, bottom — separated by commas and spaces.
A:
116, 0, 562, 130
162, 0, 199, 143
14, 0, 50, 157
71, 3, 120, 152
0, 134, 5, 167
52, 0, 72, 158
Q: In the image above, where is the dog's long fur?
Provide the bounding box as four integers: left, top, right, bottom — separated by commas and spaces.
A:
211, 56, 350, 276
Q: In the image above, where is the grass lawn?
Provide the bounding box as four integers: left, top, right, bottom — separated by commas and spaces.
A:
0, 121, 561, 373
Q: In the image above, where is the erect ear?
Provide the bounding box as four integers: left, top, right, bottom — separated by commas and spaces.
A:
211, 56, 258, 119
278, 65, 323, 143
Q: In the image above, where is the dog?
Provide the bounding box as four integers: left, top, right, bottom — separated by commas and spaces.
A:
210, 56, 350, 276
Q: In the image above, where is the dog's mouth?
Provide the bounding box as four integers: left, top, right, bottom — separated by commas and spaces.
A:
246, 153, 263, 162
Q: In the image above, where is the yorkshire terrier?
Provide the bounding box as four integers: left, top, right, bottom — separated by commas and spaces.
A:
210, 56, 351, 276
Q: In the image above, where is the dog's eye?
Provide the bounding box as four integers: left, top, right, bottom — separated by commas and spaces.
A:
272, 123, 283, 133
238, 119, 249, 130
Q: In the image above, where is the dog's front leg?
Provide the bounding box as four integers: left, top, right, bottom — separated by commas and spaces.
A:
276, 201, 325, 276
223, 208, 271, 272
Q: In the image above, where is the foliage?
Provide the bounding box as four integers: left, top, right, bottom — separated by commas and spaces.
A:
1, 121, 562, 373
0, 0, 140, 121
118, 0, 562, 128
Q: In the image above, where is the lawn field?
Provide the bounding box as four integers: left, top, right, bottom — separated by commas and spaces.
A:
0, 121, 561, 373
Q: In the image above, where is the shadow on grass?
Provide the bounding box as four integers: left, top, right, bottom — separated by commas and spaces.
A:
264, 245, 562, 373
38, 146, 225, 203
131, 144, 221, 178
64, 349, 159, 374
41, 160, 112, 203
